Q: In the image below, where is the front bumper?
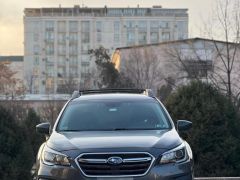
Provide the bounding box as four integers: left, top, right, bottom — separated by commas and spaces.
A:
36, 159, 193, 180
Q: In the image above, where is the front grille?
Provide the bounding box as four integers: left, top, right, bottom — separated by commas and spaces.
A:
76, 152, 154, 177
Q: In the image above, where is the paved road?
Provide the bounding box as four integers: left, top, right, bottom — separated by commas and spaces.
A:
195, 178, 240, 180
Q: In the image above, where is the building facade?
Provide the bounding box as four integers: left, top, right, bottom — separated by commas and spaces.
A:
24, 5, 188, 94
112, 38, 240, 96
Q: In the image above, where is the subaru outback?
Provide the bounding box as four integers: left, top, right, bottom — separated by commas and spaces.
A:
35, 89, 194, 180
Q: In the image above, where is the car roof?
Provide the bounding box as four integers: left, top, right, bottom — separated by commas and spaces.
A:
71, 93, 155, 101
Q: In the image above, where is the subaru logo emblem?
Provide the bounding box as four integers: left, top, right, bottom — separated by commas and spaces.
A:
107, 156, 123, 165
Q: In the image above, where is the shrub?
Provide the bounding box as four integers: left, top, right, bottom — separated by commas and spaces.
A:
165, 81, 240, 176
0, 106, 32, 180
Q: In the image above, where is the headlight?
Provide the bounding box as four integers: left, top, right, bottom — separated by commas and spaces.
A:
160, 143, 188, 164
42, 145, 71, 166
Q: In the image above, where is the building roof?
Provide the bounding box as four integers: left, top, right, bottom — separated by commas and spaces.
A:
115, 37, 239, 50
0, 56, 23, 62
24, 5, 188, 17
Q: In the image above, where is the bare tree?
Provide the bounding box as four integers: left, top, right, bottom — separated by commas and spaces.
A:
39, 100, 65, 126
0, 61, 26, 99
121, 47, 164, 89
25, 70, 35, 94
57, 76, 79, 94
0, 62, 28, 122
165, 0, 240, 105
203, 0, 240, 100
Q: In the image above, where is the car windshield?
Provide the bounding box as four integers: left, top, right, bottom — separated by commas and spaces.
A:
57, 99, 171, 131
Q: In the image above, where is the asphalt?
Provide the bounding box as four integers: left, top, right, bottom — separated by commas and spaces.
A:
195, 178, 240, 180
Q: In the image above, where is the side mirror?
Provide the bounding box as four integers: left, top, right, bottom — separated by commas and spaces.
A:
36, 122, 50, 135
177, 120, 192, 131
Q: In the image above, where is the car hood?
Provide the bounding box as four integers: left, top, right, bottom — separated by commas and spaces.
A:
47, 129, 182, 152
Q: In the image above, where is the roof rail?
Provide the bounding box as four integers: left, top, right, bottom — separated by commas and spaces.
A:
71, 90, 80, 99
80, 88, 145, 95
71, 88, 155, 99
143, 89, 155, 97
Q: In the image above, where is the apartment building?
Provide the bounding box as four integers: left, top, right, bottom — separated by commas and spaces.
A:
24, 5, 188, 94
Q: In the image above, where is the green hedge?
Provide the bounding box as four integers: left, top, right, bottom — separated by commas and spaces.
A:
165, 81, 240, 176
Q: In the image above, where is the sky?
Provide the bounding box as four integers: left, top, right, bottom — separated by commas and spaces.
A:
0, 0, 216, 55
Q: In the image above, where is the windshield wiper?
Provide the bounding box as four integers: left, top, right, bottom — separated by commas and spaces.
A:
110, 128, 158, 131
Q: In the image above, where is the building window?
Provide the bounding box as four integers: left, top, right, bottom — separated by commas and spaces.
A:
96, 21, 102, 43
46, 77, 54, 93
127, 31, 135, 45
69, 56, 78, 67
46, 65, 54, 77
45, 21, 54, 31
58, 33, 66, 44
197, 49, 212, 60
138, 21, 147, 30
150, 21, 159, 43
33, 67, 40, 76
114, 34, 120, 42
58, 56, 66, 66
176, 21, 187, 39
150, 21, 159, 29
46, 57, 54, 66
81, 44, 90, 54
160, 21, 169, 29
138, 32, 147, 44
82, 32, 90, 43
81, 72, 91, 78
81, 21, 90, 43
46, 43, 54, 55
69, 67, 78, 77
33, 45, 40, 55
58, 44, 66, 55
150, 32, 159, 43
69, 32, 78, 43
82, 21, 90, 32
97, 33, 102, 43
69, 21, 78, 32
33, 33, 39, 41
107, 9, 122, 16
58, 21, 66, 32
33, 21, 40, 31
162, 32, 170, 41
96, 21, 102, 32
138, 21, 147, 44
33, 79, 39, 94
114, 21, 120, 42
57, 66, 66, 77
114, 21, 120, 32
45, 31, 54, 42
69, 44, 78, 55
34, 56, 40, 66
136, 9, 147, 16
81, 61, 90, 67
126, 21, 135, 28
123, 9, 134, 16
184, 60, 213, 78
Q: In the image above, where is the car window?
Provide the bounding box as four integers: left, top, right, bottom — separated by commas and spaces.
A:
57, 99, 171, 131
